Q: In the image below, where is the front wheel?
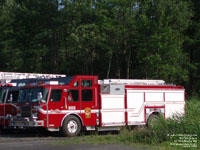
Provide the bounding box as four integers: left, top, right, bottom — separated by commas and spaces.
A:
61, 115, 82, 137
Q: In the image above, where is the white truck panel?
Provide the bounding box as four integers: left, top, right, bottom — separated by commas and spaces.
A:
101, 94, 125, 126
127, 91, 144, 110
146, 92, 163, 102
101, 111, 125, 126
165, 91, 184, 102
101, 95, 124, 109
128, 109, 144, 124
165, 103, 185, 118
127, 90, 145, 123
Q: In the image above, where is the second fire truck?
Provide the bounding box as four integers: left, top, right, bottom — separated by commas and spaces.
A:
0, 72, 66, 130
9, 75, 185, 136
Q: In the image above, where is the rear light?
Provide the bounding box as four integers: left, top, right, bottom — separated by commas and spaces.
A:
37, 122, 42, 126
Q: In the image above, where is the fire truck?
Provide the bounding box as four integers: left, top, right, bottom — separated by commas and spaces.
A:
9, 75, 185, 136
0, 86, 19, 129
0, 79, 45, 129
0, 72, 66, 130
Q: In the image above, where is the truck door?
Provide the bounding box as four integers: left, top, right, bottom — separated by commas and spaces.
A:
80, 77, 99, 126
47, 88, 65, 127
67, 80, 80, 113
0, 88, 7, 127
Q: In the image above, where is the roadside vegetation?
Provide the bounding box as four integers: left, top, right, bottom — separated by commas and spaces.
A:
53, 98, 200, 150
116, 97, 200, 149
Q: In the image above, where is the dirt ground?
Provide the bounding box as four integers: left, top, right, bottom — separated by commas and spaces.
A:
0, 130, 147, 150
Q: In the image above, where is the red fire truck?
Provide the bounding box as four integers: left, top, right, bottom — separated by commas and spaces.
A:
9, 75, 185, 136
0, 72, 66, 130
0, 86, 19, 129
0, 79, 45, 129
0, 79, 53, 129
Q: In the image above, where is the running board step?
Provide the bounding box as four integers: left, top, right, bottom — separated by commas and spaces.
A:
47, 127, 60, 132
97, 127, 120, 131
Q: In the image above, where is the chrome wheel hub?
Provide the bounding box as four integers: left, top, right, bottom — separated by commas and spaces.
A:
67, 120, 78, 133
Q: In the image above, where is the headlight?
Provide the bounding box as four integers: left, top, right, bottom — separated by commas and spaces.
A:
31, 109, 38, 119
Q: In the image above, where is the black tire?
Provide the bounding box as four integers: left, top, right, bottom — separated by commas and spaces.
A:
61, 115, 81, 137
147, 114, 159, 129
0, 126, 3, 134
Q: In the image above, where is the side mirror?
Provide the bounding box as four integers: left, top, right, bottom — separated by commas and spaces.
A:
68, 91, 73, 101
37, 92, 42, 101
9, 94, 13, 103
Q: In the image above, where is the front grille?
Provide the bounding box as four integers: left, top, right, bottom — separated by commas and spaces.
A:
21, 106, 32, 117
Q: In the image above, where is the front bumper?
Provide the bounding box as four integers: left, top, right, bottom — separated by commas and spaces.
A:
9, 118, 44, 127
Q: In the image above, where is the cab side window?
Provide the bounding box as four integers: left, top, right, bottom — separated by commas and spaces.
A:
50, 89, 62, 102
68, 90, 79, 102
82, 89, 93, 101
6, 91, 19, 103
74, 81, 79, 87
0, 91, 5, 103
82, 80, 92, 87
2, 92, 6, 103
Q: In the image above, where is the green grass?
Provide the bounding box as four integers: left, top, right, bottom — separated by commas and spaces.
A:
116, 97, 200, 149
52, 98, 200, 150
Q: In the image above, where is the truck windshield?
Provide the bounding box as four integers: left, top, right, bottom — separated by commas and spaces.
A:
0, 88, 7, 104
18, 88, 49, 103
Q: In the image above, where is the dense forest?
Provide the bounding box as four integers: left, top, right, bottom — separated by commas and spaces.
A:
0, 0, 199, 97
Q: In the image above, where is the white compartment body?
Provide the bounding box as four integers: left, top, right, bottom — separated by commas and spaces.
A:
100, 83, 185, 127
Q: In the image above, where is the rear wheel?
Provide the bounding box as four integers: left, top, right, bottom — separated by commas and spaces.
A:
61, 115, 81, 137
0, 126, 3, 133
147, 114, 159, 129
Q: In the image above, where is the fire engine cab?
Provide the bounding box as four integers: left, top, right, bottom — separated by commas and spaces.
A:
9, 75, 185, 136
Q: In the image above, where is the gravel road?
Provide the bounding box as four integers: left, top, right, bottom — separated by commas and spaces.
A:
0, 130, 147, 150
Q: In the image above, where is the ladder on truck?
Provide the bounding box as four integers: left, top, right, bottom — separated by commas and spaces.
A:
0, 72, 66, 84
99, 79, 165, 85
99, 79, 166, 95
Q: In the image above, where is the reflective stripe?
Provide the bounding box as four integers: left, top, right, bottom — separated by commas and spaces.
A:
38, 108, 99, 114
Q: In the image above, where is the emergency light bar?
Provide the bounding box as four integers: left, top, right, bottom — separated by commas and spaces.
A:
6, 83, 17, 86
37, 81, 59, 86
100, 79, 165, 85
0, 83, 17, 87
45, 81, 59, 85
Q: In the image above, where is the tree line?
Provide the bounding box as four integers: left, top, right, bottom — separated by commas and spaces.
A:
0, 0, 199, 97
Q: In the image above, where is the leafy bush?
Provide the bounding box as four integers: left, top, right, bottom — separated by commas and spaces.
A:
118, 98, 200, 147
